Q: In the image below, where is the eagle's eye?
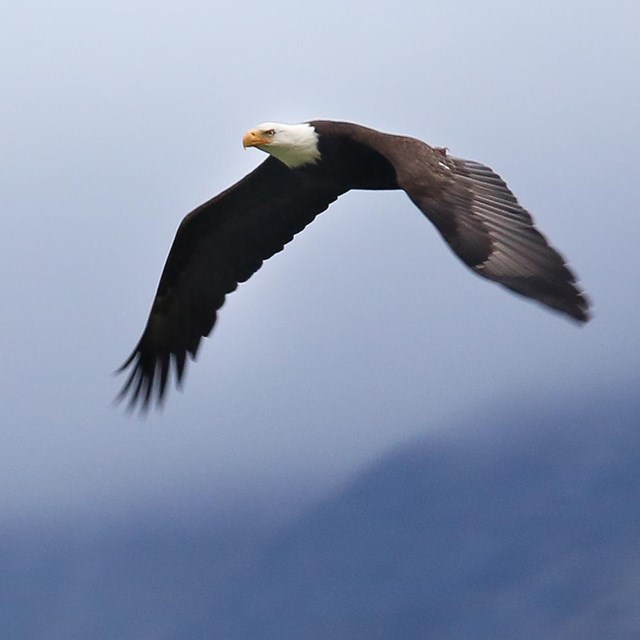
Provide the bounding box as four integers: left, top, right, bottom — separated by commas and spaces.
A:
264, 129, 276, 137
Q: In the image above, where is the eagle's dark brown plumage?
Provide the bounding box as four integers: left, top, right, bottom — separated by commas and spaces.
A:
118, 120, 590, 410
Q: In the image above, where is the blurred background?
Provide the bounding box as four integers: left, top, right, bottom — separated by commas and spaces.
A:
1, 1, 638, 638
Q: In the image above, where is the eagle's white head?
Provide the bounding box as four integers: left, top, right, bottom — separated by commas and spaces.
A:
242, 122, 321, 169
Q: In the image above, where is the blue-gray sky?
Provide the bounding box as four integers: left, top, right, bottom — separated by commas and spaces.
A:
1, 0, 638, 522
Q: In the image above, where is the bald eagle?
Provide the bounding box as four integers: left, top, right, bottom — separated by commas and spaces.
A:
118, 120, 590, 409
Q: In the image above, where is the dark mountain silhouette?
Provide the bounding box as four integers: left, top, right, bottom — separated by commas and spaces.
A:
2, 387, 639, 639
214, 388, 640, 639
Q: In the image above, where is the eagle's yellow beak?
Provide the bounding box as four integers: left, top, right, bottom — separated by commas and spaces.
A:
242, 129, 270, 149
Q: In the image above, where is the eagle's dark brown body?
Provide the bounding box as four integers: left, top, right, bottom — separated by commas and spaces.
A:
118, 120, 589, 409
